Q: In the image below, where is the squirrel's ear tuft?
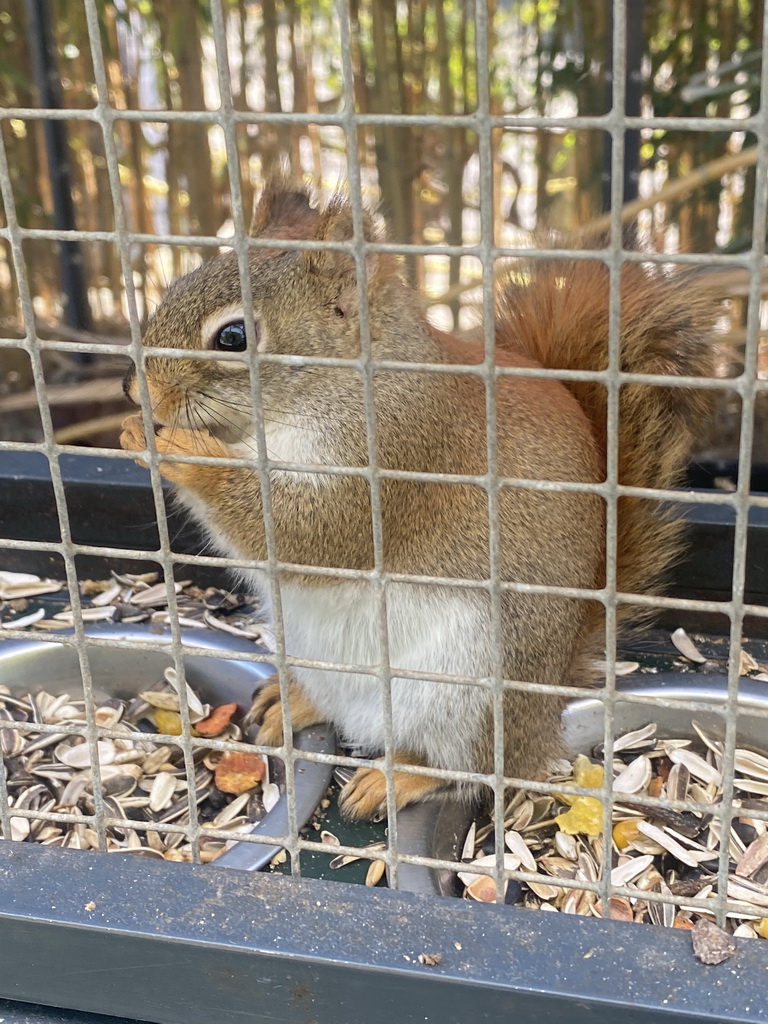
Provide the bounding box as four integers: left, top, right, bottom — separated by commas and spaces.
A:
301, 194, 398, 298
310, 193, 381, 251
250, 176, 320, 239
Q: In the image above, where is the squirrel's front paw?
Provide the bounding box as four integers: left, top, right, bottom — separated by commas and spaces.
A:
339, 756, 449, 822
120, 414, 148, 460
154, 424, 229, 485
119, 415, 227, 485
246, 676, 325, 748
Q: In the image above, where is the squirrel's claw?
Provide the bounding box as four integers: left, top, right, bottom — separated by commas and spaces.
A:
246, 676, 326, 748
254, 702, 285, 749
119, 414, 148, 464
338, 758, 449, 822
244, 677, 280, 729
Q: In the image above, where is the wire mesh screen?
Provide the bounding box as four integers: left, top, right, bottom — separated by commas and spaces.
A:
1, 0, 768, 942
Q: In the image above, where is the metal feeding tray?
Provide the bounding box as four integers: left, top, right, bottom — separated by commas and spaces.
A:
0, 623, 336, 870
396, 673, 768, 896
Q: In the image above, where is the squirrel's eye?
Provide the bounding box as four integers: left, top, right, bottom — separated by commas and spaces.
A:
214, 320, 248, 352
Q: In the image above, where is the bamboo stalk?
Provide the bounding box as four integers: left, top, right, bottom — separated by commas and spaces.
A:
576, 145, 758, 237
0, 378, 125, 414
53, 412, 128, 445
35, 320, 131, 346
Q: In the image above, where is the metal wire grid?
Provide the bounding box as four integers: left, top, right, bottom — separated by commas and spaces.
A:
0, 0, 766, 922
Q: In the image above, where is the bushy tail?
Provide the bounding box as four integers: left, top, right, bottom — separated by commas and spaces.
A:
496, 253, 719, 625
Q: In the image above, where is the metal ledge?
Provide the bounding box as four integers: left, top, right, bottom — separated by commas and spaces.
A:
1, 840, 767, 1024
1, 451, 767, 609
0, 999, 131, 1024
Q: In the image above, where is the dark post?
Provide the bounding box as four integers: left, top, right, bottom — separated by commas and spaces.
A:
23, 0, 92, 333
623, 0, 644, 203
602, 0, 645, 212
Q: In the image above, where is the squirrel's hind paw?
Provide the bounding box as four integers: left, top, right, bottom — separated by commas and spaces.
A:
339, 756, 449, 821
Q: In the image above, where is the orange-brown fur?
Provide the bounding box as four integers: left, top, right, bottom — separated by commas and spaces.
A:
121, 178, 717, 820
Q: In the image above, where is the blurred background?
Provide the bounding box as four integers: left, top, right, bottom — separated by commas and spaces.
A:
0, 0, 765, 469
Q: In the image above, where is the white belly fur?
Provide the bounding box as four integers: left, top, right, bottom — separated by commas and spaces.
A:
272, 578, 491, 770
178, 488, 492, 770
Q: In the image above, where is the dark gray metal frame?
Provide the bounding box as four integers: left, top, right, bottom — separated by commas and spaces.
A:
2, 840, 768, 1024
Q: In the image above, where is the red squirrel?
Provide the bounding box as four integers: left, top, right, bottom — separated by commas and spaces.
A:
121, 178, 717, 820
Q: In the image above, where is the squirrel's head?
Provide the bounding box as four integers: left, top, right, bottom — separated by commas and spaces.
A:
123, 177, 404, 445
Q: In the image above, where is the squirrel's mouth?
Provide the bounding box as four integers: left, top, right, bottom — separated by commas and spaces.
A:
198, 401, 253, 445
177, 390, 253, 444
147, 415, 246, 446
206, 420, 250, 445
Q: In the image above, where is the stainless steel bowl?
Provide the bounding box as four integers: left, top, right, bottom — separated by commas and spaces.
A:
0, 623, 336, 871
395, 673, 768, 895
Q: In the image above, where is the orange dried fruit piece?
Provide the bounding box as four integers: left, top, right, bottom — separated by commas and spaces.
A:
612, 819, 643, 851
648, 776, 663, 798
214, 751, 267, 794
673, 916, 695, 930
195, 702, 238, 737
756, 918, 768, 939
554, 796, 604, 836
